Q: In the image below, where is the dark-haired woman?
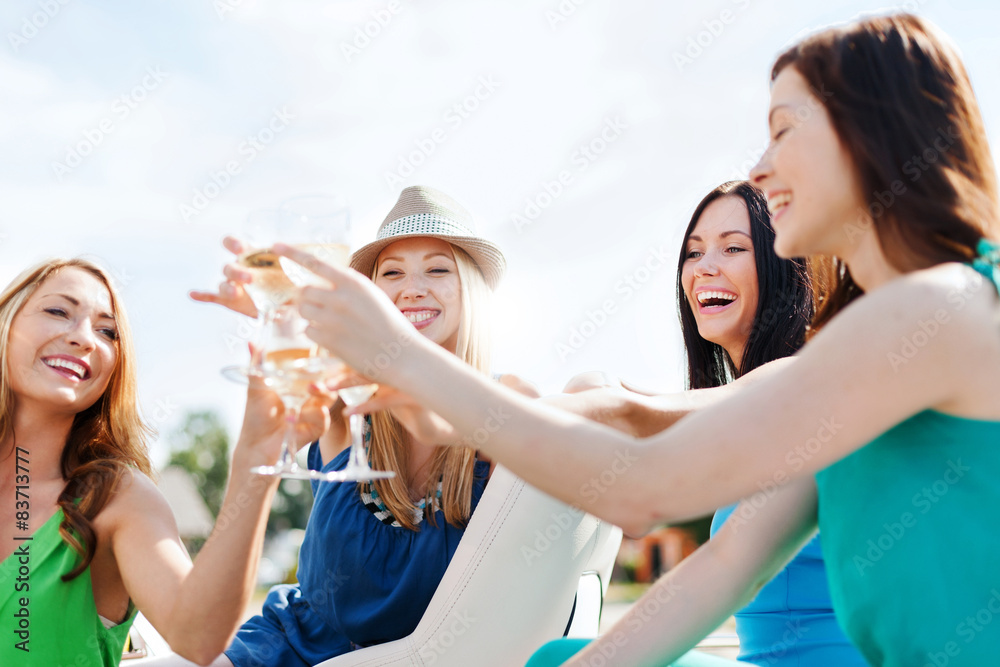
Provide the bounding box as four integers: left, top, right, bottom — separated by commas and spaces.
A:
680, 182, 862, 666
676, 181, 809, 389
527, 181, 864, 666
280, 13, 1000, 665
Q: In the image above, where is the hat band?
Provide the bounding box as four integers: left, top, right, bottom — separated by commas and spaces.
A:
377, 213, 475, 241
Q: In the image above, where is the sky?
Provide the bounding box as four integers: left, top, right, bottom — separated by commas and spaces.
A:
1, 0, 998, 466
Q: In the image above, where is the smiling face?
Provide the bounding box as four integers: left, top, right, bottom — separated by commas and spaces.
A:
750, 66, 866, 260
680, 196, 759, 366
7, 267, 119, 417
374, 237, 463, 353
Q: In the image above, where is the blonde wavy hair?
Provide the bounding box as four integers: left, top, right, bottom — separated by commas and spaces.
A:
0, 259, 153, 579
367, 244, 492, 530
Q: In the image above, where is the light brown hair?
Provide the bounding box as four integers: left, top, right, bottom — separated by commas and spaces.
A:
0, 259, 153, 579
773, 13, 1000, 330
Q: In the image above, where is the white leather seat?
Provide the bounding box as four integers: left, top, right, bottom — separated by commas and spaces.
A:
316, 465, 622, 666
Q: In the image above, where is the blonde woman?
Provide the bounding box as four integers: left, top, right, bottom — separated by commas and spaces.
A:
0, 259, 321, 666
188, 185, 534, 666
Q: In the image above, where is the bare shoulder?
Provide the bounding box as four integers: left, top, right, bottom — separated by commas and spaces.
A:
808, 262, 1000, 416
98, 469, 177, 534
834, 262, 996, 339
886, 263, 997, 345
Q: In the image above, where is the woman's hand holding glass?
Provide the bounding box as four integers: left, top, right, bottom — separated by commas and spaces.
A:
273, 243, 425, 380
194, 226, 401, 481
236, 355, 333, 474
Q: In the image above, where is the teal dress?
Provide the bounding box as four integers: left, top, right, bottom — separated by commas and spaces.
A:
815, 239, 1000, 666
528, 240, 1000, 667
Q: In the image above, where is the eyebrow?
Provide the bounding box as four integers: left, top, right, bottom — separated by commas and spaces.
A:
687, 230, 752, 242
379, 253, 455, 263
44, 293, 116, 321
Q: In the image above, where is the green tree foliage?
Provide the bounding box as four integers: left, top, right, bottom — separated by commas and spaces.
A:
168, 411, 230, 516
167, 410, 314, 540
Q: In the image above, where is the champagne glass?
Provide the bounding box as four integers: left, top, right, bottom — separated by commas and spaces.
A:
259, 282, 394, 482
277, 194, 352, 289
236, 209, 295, 371
321, 383, 396, 482
223, 306, 346, 480
273, 197, 395, 482
223, 196, 396, 482
233, 199, 345, 371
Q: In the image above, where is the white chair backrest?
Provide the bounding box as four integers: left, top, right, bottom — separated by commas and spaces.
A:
317, 465, 621, 666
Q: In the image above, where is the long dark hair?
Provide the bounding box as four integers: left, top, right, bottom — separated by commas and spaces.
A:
676, 181, 812, 389
772, 13, 1000, 330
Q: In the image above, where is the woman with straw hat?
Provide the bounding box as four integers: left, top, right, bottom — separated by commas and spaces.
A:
186, 185, 535, 666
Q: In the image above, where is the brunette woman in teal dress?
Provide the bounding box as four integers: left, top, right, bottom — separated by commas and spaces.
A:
279, 12, 1000, 666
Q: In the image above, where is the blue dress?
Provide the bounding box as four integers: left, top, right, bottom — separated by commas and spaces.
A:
527, 509, 868, 667
710, 505, 867, 666
225, 442, 490, 667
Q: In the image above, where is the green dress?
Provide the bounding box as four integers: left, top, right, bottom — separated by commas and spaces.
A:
0, 508, 136, 666
815, 239, 1000, 666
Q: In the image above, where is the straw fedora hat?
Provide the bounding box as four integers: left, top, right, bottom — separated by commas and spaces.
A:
350, 186, 506, 290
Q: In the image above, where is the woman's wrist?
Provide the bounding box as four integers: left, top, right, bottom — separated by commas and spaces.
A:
381, 330, 445, 392
230, 442, 281, 479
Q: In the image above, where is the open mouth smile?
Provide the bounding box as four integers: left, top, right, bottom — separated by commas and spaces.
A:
695, 291, 737, 313
402, 309, 440, 329
767, 191, 792, 219
43, 356, 91, 381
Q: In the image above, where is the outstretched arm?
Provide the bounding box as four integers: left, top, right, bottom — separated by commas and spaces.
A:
567, 477, 818, 666
280, 246, 993, 536
544, 359, 794, 437
109, 382, 329, 665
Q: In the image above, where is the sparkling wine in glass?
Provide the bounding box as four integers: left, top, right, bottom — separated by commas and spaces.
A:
250, 352, 347, 479
277, 194, 352, 289
238, 248, 297, 314
223, 307, 345, 480
237, 209, 293, 370
322, 383, 396, 482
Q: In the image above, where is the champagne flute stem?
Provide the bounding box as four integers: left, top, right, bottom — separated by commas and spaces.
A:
252, 308, 277, 371
347, 413, 368, 473
278, 399, 303, 470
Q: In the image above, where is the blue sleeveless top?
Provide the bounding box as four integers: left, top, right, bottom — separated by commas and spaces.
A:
297, 443, 490, 646
710, 507, 866, 666
225, 441, 490, 667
